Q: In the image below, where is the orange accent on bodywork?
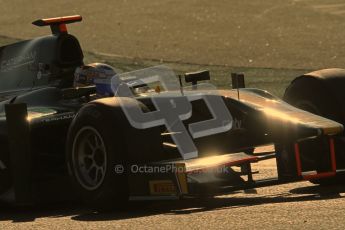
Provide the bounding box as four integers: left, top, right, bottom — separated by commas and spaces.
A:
330, 138, 337, 172
294, 143, 302, 177
303, 172, 336, 180
295, 138, 337, 180
42, 15, 82, 24
59, 24, 67, 33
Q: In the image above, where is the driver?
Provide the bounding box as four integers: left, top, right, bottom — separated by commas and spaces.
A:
74, 63, 118, 96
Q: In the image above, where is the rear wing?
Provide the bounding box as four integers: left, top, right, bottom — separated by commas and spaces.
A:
32, 15, 82, 35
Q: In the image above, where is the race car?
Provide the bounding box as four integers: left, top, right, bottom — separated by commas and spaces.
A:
0, 15, 345, 210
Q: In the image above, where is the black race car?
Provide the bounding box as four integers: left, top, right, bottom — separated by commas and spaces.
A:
0, 15, 345, 210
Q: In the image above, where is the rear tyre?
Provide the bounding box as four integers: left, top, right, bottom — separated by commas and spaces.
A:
283, 75, 343, 124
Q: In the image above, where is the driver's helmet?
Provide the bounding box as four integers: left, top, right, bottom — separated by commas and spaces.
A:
74, 63, 117, 96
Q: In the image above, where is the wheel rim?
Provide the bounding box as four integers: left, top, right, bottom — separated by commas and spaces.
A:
72, 126, 107, 191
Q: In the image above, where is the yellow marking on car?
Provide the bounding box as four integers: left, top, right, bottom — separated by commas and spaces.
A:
149, 180, 177, 195
175, 163, 188, 194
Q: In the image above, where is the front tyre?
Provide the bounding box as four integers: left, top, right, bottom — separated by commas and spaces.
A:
283, 69, 345, 185
66, 102, 129, 210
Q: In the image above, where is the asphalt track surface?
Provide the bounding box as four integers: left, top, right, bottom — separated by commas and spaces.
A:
1, 159, 345, 229
1, 0, 345, 229
1, 0, 345, 70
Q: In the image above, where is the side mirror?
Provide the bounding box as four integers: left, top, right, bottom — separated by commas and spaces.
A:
231, 73, 245, 89
184, 70, 210, 89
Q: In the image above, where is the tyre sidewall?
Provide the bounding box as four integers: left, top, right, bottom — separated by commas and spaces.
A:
66, 103, 129, 209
